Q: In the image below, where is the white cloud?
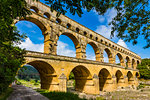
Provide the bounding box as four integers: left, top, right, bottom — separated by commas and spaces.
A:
18, 37, 44, 52
86, 55, 95, 60
95, 25, 112, 39
117, 39, 128, 49
38, 37, 44, 40
95, 8, 117, 39
57, 41, 76, 57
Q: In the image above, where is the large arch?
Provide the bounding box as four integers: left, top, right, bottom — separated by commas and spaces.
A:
127, 71, 133, 84
16, 16, 47, 33
115, 53, 124, 66
86, 42, 100, 61
57, 32, 81, 58
132, 59, 136, 69
115, 70, 124, 85
26, 60, 56, 90
99, 68, 112, 91
104, 48, 113, 63
68, 65, 92, 92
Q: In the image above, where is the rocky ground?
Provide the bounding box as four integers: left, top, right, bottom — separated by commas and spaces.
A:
68, 85, 150, 100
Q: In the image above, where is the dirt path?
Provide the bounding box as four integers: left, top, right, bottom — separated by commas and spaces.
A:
7, 85, 49, 100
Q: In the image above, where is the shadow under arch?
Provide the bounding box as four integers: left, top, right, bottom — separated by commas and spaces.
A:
26, 60, 56, 90
116, 53, 124, 66
127, 71, 133, 84
68, 65, 92, 92
104, 48, 113, 63
57, 32, 81, 58
86, 42, 100, 61
15, 17, 47, 33
99, 68, 112, 91
115, 70, 124, 84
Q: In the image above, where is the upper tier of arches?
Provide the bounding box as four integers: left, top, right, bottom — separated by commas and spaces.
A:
15, 1, 141, 69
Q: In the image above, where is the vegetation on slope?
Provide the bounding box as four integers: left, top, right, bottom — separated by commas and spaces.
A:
137, 59, 150, 79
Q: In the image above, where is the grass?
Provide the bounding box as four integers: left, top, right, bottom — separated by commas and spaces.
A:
96, 97, 105, 100
0, 87, 13, 100
17, 79, 40, 89
36, 89, 86, 100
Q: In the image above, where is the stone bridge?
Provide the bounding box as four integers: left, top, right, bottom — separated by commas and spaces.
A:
16, 0, 141, 94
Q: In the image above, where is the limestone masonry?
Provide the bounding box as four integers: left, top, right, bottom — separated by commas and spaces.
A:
15, 0, 141, 94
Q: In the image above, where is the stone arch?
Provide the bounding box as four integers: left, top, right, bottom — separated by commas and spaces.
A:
126, 56, 131, 68
127, 71, 133, 84
68, 65, 92, 92
116, 53, 124, 66
135, 72, 140, 78
57, 32, 81, 58
104, 48, 113, 63
137, 60, 140, 65
30, 6, 39, 13
43, 12, 50, 19
98, 68, 112, 91
115, 70, 124, 84
16, 17, 47, 33
132, 59, 136, 69
86, 42, 100, 61
26, 60, 56, 90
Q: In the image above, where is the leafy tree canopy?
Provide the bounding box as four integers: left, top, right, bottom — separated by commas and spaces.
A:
137, 59, 150, 79
44, 0, 150, 48
0, 0, 30, 93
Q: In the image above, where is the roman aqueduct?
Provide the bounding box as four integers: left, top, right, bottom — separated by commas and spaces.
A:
15, 0, 141, 94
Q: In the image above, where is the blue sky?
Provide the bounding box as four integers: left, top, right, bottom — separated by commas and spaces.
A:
16, 0, 150, 62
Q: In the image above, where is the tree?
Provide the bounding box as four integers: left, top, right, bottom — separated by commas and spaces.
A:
137, 59, 150, 79
0, 0, 30, 94
45, 0, 150, 48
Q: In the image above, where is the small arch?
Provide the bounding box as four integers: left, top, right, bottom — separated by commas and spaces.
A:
90, 34, 93, 39
99, 68, 112, 91
115, 70, 123, 84
43, 12, 50, 19
127, 71, 133, 84
76, 28, 80, 33
68, 65, 92, 92
84, 31, 87, 36
30, 6, 39, 13
100, 39, 103, 43
67, 23, 71, 29
56, 18, 62, 24
109, 43, 111, 47
95, 37, 98, 41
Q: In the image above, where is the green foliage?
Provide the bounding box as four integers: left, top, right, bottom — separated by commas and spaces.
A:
69, 72, 75, 80
0, 0, 30, 94
37, 89, 86, 100
45, 0, 150, 48
17, 65, 40, 81
137, 59, 150, 79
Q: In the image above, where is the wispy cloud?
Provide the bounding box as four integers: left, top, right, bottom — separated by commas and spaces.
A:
117, 39, 128, 49
18, 37, 44, 52
95, 8, 117, 39
57, 41, 76, 57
